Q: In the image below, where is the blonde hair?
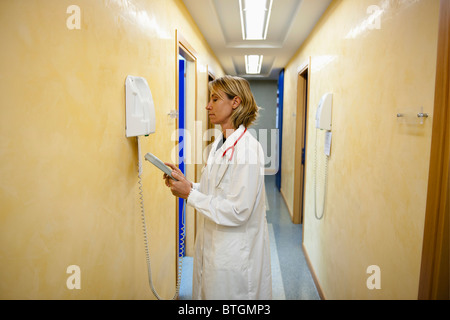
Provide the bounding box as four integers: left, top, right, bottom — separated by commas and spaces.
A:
209, 75, 260, 129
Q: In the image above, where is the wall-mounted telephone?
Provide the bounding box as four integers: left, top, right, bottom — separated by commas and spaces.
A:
314, 93, 333, 220
125, 75, 183, 300
125, 75, 156, 137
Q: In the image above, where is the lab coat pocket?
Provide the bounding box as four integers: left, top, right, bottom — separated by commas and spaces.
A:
211, 228, 248, 271
207, 228, 249, 299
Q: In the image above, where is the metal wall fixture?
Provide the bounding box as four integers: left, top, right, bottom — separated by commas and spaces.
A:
168, 110, 179, 119
397, 107, 429, 124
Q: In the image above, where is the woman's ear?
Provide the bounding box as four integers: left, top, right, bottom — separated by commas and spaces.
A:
232, 96, 242, 110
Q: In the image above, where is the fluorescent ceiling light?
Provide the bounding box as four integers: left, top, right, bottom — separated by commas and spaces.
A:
245, 55, 263, 74
239, 0, 273, 40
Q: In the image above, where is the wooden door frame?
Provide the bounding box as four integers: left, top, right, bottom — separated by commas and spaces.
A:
293, 58, 311, 225
418, 0, 450, 300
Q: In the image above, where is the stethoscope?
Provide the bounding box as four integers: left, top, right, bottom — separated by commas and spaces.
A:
221, 128, 247, 161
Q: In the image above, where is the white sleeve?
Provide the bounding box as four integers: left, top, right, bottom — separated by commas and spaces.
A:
186, 161, 263, 227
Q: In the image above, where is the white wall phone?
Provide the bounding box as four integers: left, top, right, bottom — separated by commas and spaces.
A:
314, 93, 333, 220
125, 75, 183, 300
316, 92, 332, 131
125, 75, 156, 138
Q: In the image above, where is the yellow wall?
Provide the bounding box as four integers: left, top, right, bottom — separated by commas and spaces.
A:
0, 0, 223, 299
282, 0, 439, 299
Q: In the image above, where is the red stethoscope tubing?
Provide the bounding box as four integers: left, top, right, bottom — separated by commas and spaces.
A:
222, 128, 247, 161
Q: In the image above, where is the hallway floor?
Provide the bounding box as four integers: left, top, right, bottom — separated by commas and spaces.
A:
180, 175, 320, 300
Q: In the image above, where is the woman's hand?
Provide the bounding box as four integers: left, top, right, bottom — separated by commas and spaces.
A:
163, 163, 193, 200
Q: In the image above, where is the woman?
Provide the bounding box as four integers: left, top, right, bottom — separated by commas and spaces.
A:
164, 75, 272, 300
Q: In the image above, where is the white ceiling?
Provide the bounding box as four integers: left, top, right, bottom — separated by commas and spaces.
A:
182, 0, 332, 80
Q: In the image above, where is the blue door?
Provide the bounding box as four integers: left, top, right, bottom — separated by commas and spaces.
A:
276, 69, 284, 191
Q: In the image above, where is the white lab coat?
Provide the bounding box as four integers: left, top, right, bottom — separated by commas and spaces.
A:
187, 125, 272, 300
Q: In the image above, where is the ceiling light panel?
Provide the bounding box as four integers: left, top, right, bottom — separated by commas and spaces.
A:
245, 55, 263, 74
239, 0, 273, 40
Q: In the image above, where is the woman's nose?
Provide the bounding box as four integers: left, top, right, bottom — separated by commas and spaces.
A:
206, 100, 212, 110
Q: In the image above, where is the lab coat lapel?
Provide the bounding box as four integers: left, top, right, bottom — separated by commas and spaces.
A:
210, 126, 245, 188
214, 158, 231, 188
206, 137, 221, 174
208, 144, 230, 188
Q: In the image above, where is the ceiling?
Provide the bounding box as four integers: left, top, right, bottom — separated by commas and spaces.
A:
182, 0, 332, 80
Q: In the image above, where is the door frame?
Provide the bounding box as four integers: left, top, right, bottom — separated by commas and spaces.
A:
418, 0, 450, 300
293, 58, 311, 225
276, 69, 285, 191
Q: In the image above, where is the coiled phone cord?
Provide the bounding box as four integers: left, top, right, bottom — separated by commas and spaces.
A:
137, 136, 185, 300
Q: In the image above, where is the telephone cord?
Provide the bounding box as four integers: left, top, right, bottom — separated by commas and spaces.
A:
314, 129, 329, 220
137, 136, 185, 300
